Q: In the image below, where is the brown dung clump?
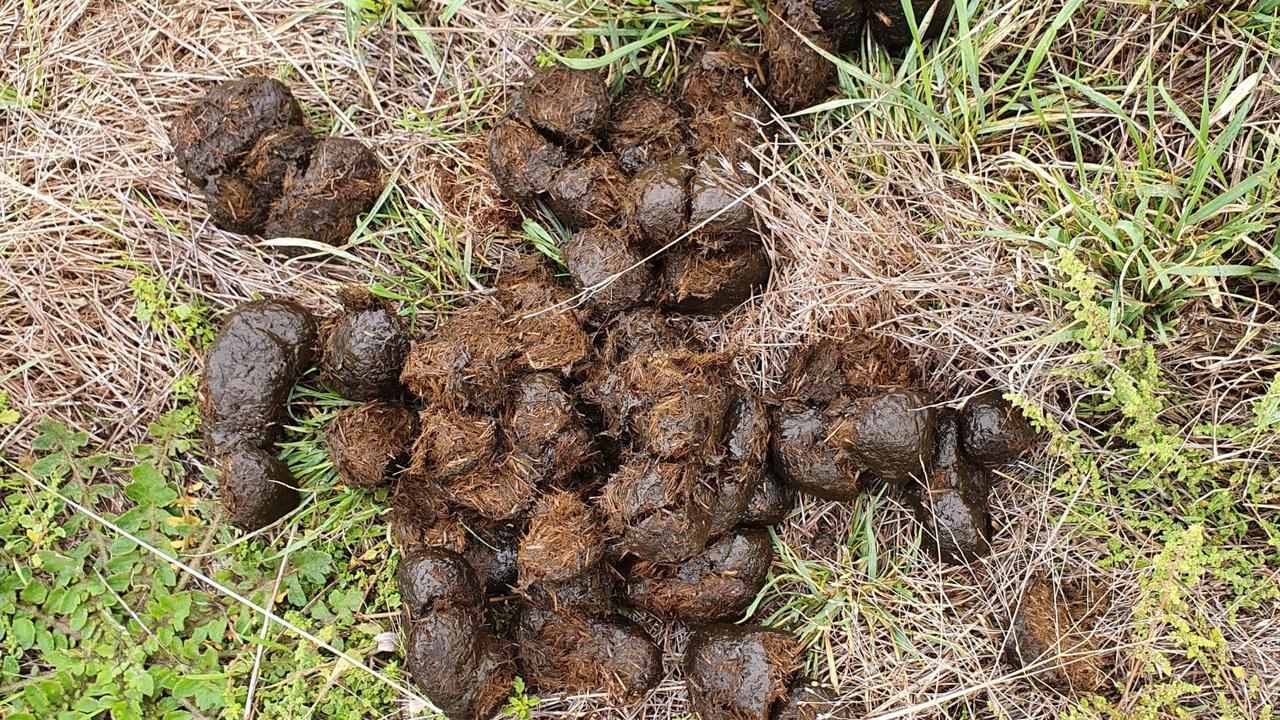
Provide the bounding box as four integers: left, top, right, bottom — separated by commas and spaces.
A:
904, 408, 992, 563
199, 298, 317, 530
608, 85, 688, 174
398, 548, 514, 720
326, 401, 417, 489
171, 77, 383, 248
263, 136, 384, 250
763, 0, 837, 113
684, 624, 803, 720
625, 528, 773, 623
518, 492, 605, 585
320, 289, 409, 401
515, 607, 662, 700
1004, 572, 1108, 692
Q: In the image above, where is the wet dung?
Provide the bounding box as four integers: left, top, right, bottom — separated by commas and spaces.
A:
488, 114, 567, 206
740, 473, 792, 527
547, 153, 626, 229
562, 225, 655, 324
814, 0, 868, 47
263, 136, 383, 249
199, 299, 316, 531
709, 391, 770, 536
397, 546, 484, 617
625, 529, 773, 623
684, 624, 802, 720
661, 241, 771, 315
170, 76, 303, 188
839, 388, 938, 483
627, 155, 692, 250
515, 607, 662, 700
608, 86, 688, 175
906, 409, 991, 564
217, 445, 301, 531
769, 405, 863, 501
688, 158, 758, 238
774, 681, 838, 720
867, 0, 951, 50
400, 302, 516, 412
203, 125, 314, 234
517, 491, 605, 585
326, 401, 417, 489
516, 66, 611, 148
1004, 573, 1107, 692
320, 292, 409, 401
601, 456, 713, 564
504, 373, 594, 485
960, 389, 1038, 467
763, 0, 836, 113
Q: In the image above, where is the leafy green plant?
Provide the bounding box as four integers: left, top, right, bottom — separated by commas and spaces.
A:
502, 676, 542, 720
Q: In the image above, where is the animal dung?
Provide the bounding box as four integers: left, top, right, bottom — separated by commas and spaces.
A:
684, 624, 804, 720
198, 298, 317, 530
1003, 573, 1108, 692
488, 62, 773, 321
170, 77, 383, 249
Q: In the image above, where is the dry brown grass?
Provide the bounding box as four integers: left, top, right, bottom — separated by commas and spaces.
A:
2, 0, 1278, 718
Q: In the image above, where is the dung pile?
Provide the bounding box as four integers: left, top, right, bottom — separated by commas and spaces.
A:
170, 76, 384, 250
489, 62, 773, 321
763, 0, 953, 111
769, 338, 1039, 565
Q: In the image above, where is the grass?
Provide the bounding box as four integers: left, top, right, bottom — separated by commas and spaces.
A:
1, 0, 1278, 718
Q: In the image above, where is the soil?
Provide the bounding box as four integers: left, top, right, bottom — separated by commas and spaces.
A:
773, 681, 837, 720
170, 77, 304, 189
320, 291, 409, 401
626, 154, 692, 250
741, 473, 792, 527
625, 528, 773, 623
688, 157, 757, 237
1004, 572, 1107, 692
709, 390, 770, 536
661, 241, 771, 315
203, 125, 314, 234
217, 445, 301, 531
600, 455, 714, 563
547, 153, 626, 228
684, 624, 802, 720
768, 405, 864, 500
763, 0, 836, 113
607, 85, 688, 175
199, 299, 316, 531
562, 225, 655, 324
504, 373, 594, 485
866, 0, 951, 50
488, 113, 566, 206
837, 388, 939, 483
517, 491, 605, 585
326, 401, 417, 488
959, 389, 1037, 467
515, 606, 662, 700
905, 409, 991, 564
516, 66, 611, 148
263, 136, 384, 249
